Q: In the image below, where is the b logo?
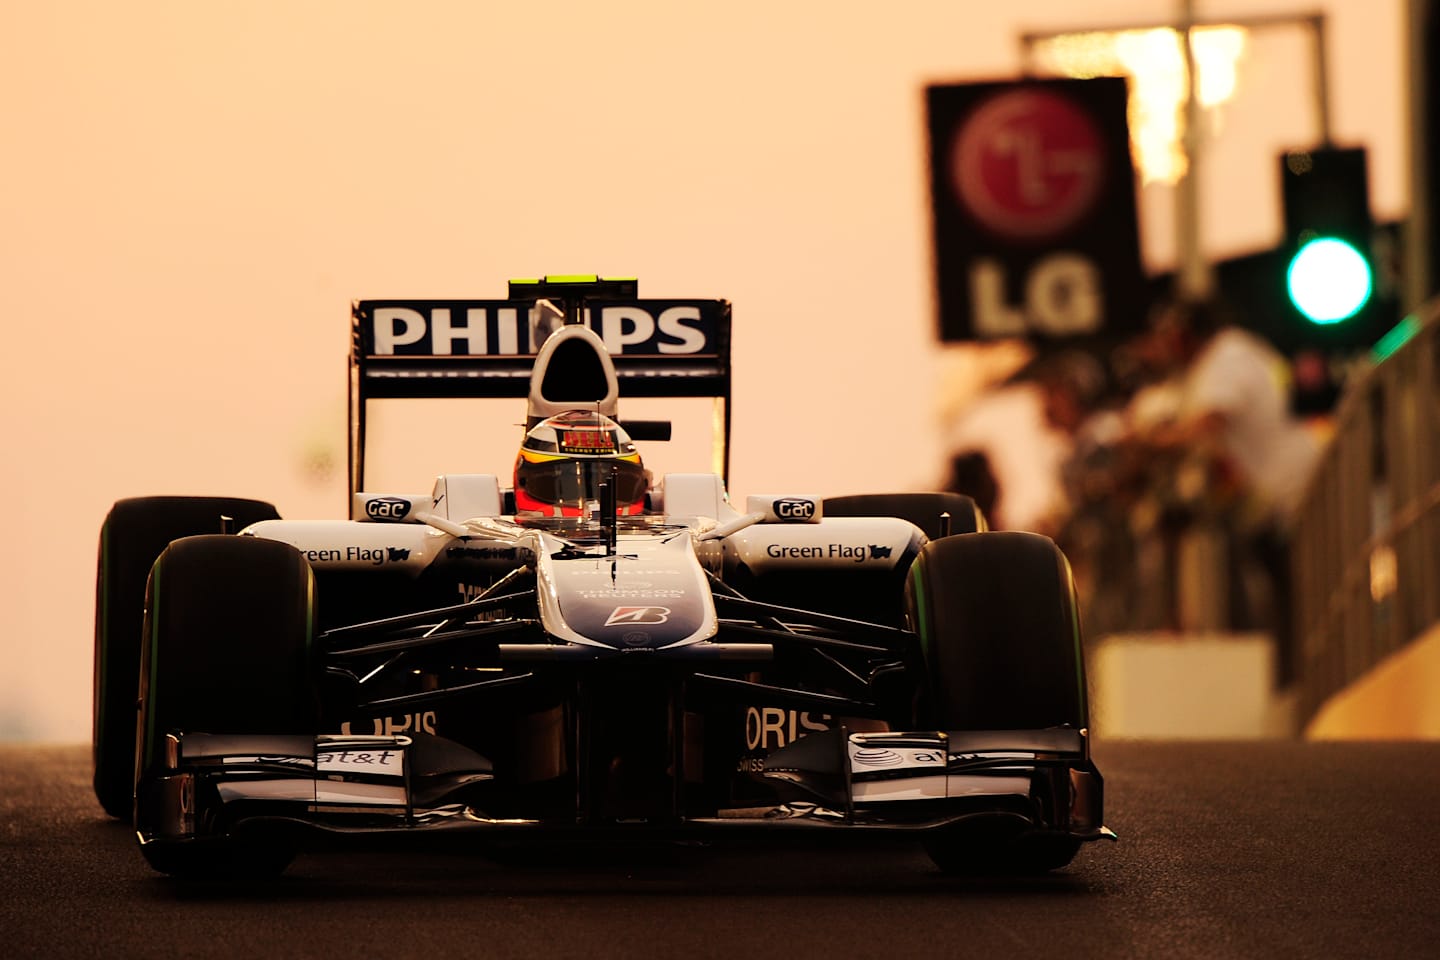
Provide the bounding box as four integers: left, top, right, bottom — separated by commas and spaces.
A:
773, 498, 816, 521
604, 606, 672, 627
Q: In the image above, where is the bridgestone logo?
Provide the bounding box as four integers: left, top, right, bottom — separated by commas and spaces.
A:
604, 606, 672, 626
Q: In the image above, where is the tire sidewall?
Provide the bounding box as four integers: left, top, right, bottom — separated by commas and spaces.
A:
136, 534, 317, 783
93, 497, 281, 819
905, 531, 1087, 731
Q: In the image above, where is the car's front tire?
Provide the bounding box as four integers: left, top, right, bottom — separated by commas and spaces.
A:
136, 534, 317, 878
904, 531, 1088, 874
93, 497, 281, 819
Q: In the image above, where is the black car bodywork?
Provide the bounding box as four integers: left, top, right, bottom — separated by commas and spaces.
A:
95, 277, 1112, 877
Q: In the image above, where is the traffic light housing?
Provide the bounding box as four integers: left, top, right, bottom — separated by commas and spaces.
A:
1280, 147, 1377, 330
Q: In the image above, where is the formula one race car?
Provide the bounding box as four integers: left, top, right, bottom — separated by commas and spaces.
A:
92, 276, 1112, 878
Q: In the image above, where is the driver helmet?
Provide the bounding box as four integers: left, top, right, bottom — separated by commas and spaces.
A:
514, 411, 648, 517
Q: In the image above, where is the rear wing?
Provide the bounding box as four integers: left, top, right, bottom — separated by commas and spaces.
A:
348, 276, 733, 497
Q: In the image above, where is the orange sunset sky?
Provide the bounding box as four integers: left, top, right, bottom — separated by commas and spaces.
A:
0, 1, 1409, 740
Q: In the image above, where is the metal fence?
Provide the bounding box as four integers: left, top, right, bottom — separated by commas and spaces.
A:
1291, 298, 1440, 724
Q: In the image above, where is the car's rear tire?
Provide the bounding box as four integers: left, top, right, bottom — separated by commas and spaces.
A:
136, 535, 317, 878
904, 531, 1088, 873
823, 492, 985, 540
93, 497, 281, 819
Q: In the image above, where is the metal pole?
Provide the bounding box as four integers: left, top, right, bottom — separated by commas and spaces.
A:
1175, 0, 1214, 300
1310, 14, 1333, 146
1406, 0, 1438, 310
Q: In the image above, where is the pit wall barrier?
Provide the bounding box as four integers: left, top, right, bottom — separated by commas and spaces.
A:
1090, 632, 1294, 739
1291, 297, 1440, 737
1305, 622, 1440, 737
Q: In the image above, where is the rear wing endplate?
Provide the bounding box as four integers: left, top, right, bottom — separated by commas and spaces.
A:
348, 278, 732, 497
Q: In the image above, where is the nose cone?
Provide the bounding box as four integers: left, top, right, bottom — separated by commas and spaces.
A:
534, 533, 717, 650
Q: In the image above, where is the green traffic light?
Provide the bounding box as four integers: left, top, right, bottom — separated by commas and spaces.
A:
1286, 237, 1373, 324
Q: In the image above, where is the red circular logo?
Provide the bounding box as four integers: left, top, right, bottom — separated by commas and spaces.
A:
950, 89, 1105, 241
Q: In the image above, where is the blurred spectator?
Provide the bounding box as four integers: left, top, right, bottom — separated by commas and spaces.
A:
935, 339, 1034, 427
1140, 300, 1320, 528
1124, 299, 1321, 681
943, 450, 999, 522
1051, 376, 1144, 640
942, 350, 1107, 535
940, 306, 1321, 683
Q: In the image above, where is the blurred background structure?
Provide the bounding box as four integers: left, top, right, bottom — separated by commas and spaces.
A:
0, 0, 1434, 743
929, 0, 1439, 739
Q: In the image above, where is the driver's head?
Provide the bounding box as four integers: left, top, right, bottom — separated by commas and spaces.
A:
513, 411, 648, 517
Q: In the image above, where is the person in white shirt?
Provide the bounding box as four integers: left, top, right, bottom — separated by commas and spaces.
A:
1131, 299, 1321, 682
1141, 301, 1320, 530
943, 351, 1107, 535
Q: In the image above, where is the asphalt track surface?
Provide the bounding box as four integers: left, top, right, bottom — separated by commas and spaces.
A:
3, 741, 1438, 959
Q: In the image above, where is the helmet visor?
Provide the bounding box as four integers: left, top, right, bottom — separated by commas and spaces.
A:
516, 456, 647, 510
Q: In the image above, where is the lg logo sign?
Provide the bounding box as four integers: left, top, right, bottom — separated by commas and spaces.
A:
952, 90, 1105, 338
928, 79, 1144, 343
969, 254, 1102, 337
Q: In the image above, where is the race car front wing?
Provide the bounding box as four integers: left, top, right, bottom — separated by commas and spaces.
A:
135, 727, 1114, 852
